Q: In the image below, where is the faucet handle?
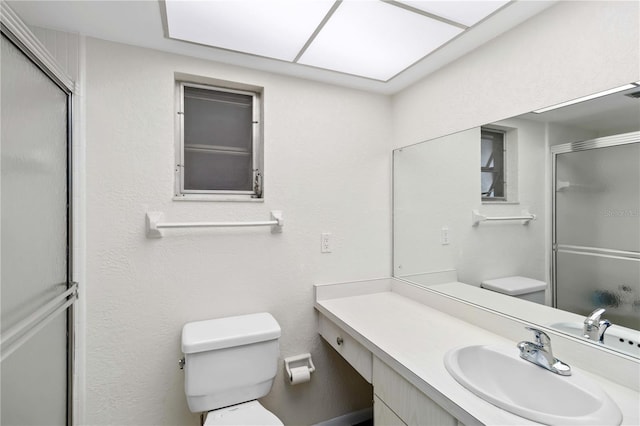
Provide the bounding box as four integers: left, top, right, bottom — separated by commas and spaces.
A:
583, 308, 611, 342
519, 326, 570, 376
585, 308, 606, 325
525, 326, 551, 348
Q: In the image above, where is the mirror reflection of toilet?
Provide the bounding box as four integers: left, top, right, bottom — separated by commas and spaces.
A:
181, 313, 283, 425
480, 276, 546, 304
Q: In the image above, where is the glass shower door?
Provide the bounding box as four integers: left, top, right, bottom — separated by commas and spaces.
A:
1, 32, 73, 425
554, 138, 640, 330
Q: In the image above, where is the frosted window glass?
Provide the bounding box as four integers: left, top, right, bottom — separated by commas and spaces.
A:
184, 87, 253, 152
184, 150, 253, 191
1, 34, 69, 425
182, 85, 255, 193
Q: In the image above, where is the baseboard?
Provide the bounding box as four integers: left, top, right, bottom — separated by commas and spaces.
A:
313, 407, 373, 426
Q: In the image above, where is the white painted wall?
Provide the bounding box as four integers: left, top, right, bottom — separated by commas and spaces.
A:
547, 122, 598, 147
391, 0, 639, 291
392, 0, 640, 148
83, 38, 391, 425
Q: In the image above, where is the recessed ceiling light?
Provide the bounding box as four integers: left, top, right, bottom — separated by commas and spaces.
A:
532, 83, 639, 114
165, 0, 335, 61
397, 0, 511, 27
164, 0, 523, 82
297, 1, 463, 81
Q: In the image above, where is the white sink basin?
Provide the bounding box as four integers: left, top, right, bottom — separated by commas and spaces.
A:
550, 322, 640, 358
444, 345, 622, 425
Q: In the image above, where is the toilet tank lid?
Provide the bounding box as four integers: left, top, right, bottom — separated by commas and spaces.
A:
481, 276, 546, 296
182, 313, 281, 354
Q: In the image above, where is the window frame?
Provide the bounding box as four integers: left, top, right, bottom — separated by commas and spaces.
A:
481, 127, 507, 202
174, 80, 263, 201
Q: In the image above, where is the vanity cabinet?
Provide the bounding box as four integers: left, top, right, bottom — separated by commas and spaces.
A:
318, 314, 462, 426
372, 357, 460, 426
318, 314, 372, 383
374, 395, 405, 426
315, 280, 640, 426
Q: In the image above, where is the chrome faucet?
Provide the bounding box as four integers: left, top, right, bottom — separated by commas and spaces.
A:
583, 308, 611, 343
517, 327, 571, 376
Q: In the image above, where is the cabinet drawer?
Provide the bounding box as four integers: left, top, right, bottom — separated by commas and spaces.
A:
373, 357, 457, 426
374, 395, 406, 426
318, 314, 372, 383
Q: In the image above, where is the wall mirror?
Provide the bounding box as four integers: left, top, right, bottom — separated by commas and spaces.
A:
393, 81, 640, 359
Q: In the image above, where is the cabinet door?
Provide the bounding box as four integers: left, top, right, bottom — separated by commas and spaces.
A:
374, 395, 406, 426
373, 357, 457, 426
318, 314, 372, 383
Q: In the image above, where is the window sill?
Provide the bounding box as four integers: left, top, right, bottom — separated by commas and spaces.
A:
173, 194, 264, 203
481, 200, 520, 205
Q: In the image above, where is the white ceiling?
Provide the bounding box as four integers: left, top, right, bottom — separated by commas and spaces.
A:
7, 0, 556, 94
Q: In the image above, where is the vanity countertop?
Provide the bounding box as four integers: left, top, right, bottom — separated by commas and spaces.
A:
314, 279, 640, 425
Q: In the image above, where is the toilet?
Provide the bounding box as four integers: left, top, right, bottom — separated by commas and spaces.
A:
181, 312, 284, 425
480, 276, 547, 304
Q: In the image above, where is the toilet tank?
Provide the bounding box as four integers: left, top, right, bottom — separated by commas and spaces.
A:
182, 313, 281, 413
481, 276, 547, 304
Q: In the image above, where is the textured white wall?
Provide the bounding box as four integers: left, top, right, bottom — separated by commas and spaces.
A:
391, 0, 639, 290
391, 0, 640, 148
84, 38, 391, 425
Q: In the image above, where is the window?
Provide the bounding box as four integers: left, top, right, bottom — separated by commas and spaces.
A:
481, 128, 505, 200
176, 81, 263, 200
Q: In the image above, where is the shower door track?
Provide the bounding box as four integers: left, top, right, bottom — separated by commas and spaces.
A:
556, 244, 640, 262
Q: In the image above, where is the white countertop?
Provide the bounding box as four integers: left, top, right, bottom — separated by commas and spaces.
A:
315, 280, 640, 425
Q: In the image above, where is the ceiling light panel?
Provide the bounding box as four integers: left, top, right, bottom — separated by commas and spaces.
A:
298, 1, 463, 81
532, 84, 639, 114
165, 0, 335, 61
398, 1, 511, 27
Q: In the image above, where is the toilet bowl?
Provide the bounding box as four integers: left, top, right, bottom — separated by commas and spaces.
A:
481, 276, 547, 304
181, 313, 283, 425
203, 400, 282, 426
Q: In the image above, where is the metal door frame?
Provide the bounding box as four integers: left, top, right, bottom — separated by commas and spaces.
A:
1, 4, 76, 425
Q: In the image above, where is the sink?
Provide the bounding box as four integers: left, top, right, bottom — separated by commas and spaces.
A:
444, 345, 622, 425
550, 322, 640, 358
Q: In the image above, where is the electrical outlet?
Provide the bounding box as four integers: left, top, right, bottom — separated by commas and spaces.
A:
321, 232, 332, 253
440, 226, 450, 245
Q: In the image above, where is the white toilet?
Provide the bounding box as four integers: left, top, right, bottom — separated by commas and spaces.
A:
181, 312, 284, 425
480, 275, 547, 304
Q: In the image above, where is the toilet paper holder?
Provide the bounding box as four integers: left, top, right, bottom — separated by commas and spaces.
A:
284, 353, 315, 380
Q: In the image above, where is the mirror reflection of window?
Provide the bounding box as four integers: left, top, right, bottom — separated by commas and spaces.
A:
481, 128, 506, 200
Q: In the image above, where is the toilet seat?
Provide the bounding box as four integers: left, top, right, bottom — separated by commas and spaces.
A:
203, 400, 283, 426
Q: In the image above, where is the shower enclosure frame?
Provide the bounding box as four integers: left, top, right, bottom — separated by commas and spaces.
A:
1, 4, 76, 425
550, 131, 640, 309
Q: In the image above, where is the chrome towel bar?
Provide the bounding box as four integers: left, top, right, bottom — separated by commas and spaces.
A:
146, 210, 284, 238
